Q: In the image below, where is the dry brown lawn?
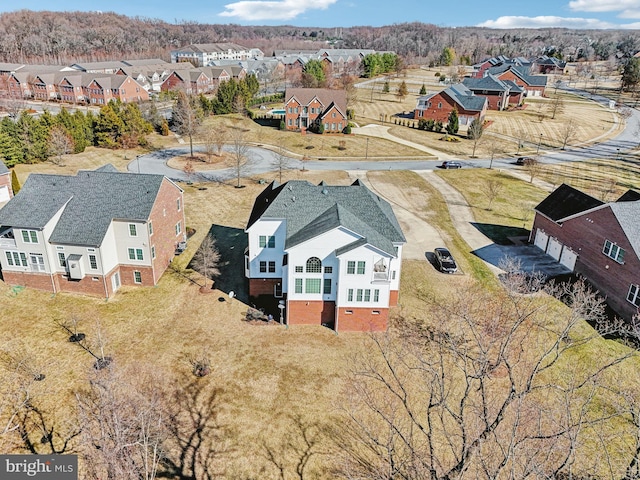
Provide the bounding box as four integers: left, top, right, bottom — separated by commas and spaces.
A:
351, 68, 622, 159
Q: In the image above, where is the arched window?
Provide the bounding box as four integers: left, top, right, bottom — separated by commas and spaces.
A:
306, 257, 322, 273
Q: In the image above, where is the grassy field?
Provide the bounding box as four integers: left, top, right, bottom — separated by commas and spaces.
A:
434, 168, 550, 244
352, 68, 622, 159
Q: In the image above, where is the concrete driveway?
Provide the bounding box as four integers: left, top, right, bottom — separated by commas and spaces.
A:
472, 244, 571, 278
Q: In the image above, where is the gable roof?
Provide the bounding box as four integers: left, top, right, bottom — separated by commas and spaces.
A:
617, 189, 640, 202
534, 183, 604, 222
246, 180, 405, 256
420, 84, 487, 112
285, 88, 347, 115
488, 65, 548, 87
610, 201, 640, 258
463, 74, 511, 93
0, 168, 169, 247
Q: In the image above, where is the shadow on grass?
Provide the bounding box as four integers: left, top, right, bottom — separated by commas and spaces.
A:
471, 223, 530, 245
190, 224, 249, 304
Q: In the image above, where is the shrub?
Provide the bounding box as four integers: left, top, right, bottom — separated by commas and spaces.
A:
343, 124, 352, 134
434, 120, 443, 132
435, 72, 441, 77
426, 119, 435, 131
418, 119, 427, 130
279, 120, 286, 131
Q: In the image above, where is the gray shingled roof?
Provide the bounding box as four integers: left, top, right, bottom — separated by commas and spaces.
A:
463, 74, 510, 92
0, 161, 8, 175
446, 84, 487, 112
0, 169, 166, 247
246, 180, 405, 256
610, 201, 640, 259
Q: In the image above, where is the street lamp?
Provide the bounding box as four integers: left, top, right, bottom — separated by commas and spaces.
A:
136, 155, 141, 174
365, 137, 369, 160
617, 148, 620, 161
278, 300, 285, 327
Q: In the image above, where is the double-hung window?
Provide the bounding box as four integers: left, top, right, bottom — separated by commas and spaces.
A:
628, 284, 640, 307
603, 239, 625, 263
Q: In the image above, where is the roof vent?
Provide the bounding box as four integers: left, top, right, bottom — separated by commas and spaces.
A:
288, 185, 293, 191
322, 188, 328, 195
291, 196, 295, 202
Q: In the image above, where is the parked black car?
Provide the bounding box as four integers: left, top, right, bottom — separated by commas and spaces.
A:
441, 161, 462, 169
516, 156, 536, 166
434, 247, 458, 273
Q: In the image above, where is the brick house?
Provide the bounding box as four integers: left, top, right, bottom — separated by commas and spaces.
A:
84, 75, 149, 105
0, 165, 185, 298
245, 180, 406, 332
0, 161, 12, 204
284, 88, 348, 132
462, 74, 524, 110
486, 65, 547, 97
530, 184, 640, 321
414, 84, 487, 126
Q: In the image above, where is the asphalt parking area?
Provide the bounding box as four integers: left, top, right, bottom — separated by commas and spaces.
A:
472, 244, 571, 278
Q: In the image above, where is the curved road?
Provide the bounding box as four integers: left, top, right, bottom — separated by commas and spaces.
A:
128, 88, 638, 181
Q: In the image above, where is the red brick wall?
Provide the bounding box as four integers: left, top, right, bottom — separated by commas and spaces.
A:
336, 307, 388, 332
287, 300, 335, 326
249, 278, 282, 297
161, 73, 185, 93
118, 265, 155, 287
474, 92, 502, 110
2, 271, 55, 293
148, 179, 185, 284
413, 92, 482, 123
532, 208, 640, 321
497, 71, 546, 97
53, 273, 108, 297
389, 290, 399, 307
285, 99, 301, 130
117, 77, 149, 103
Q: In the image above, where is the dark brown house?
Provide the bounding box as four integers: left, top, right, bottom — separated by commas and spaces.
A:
530, 184, 640, 322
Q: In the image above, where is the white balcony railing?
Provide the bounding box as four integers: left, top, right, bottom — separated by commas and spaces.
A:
0, 237, 17, 249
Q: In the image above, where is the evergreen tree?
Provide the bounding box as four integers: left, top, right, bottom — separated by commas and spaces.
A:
621, 57, 640, 92
446, 108, 459, 135
11, 169, 21, 195
419, 84, 427, 95
216, 80, 238, 114
94, 102, 125, 149
302, 59, 326, 87
383, 81, 390, 93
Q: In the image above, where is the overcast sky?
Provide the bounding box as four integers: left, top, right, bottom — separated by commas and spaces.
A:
6, 0, 640, 29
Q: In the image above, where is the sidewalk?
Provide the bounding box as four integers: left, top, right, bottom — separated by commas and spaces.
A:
353, 124, 452, 160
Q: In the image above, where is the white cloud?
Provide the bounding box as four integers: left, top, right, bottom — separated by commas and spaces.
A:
568, 0, 640, 13
477, 15, 617, 28
219, 0, 338, 21
619, 8, 640, 18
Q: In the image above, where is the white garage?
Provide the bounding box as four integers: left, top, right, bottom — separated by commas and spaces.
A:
546, 237, 562, 261
534, 229, 549, 251
559, 247, 577, 271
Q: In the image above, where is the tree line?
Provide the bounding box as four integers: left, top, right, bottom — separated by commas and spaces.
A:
0, 10, 638, 67
0, 101, 152, 167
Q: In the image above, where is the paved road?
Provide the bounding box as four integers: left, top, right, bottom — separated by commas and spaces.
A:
130, 87, 636, 180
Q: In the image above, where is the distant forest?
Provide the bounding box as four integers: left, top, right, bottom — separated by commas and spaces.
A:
0, 10, 639, 66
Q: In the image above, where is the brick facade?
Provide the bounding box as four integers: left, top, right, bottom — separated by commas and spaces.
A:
496, 70, 545, 96
389, 290, 399, 307
413, 91, 485, 124
336, 307, 388, 332
288, 300, 335, 326
249, 278, 282, 297
2, 271, 56, 293
148, 178, 186, 284
531, 207, 640, 321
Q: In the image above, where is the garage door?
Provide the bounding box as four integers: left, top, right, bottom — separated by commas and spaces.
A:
534, 229, 549, 251
0, 186, 9, 203
546, 238, 562, 261
559, 247, 577, 271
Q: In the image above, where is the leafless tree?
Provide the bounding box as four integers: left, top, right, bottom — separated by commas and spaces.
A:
337, 275, 637, 479
199, 127, 217, 163
525, 158, 544, 183
467, 118, 483, 158
560, 118, 578, 150
228, 129, 250, 188
212, 127, 227, 157
48, 125, 74, 166
514, 129, 527, 154
173, 90, 202, 158
599, 177, 618, 202
183, 159, 195, 183
547, 94, 566, 119
482, 178, 503, 210
487, 142, 502, 169
76, 364, 167, 480
191, 234, 221, 286
271, 147, 293, 183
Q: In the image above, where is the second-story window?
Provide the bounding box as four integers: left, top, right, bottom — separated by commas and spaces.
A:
21, 230, 38, 243
306, 257, 321, 273
129, 224, 137, 236
603, 239, 625, 263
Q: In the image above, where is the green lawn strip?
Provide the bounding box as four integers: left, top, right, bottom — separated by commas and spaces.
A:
435, 168, 548, 245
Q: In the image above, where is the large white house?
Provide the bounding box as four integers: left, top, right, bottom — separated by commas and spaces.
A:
170, 43, 262, 67
245, 180, 406, 332
0, 165, 185, 298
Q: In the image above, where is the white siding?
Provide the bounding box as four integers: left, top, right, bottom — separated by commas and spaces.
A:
246, 219, 286, 278
112, 220, 152, 267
